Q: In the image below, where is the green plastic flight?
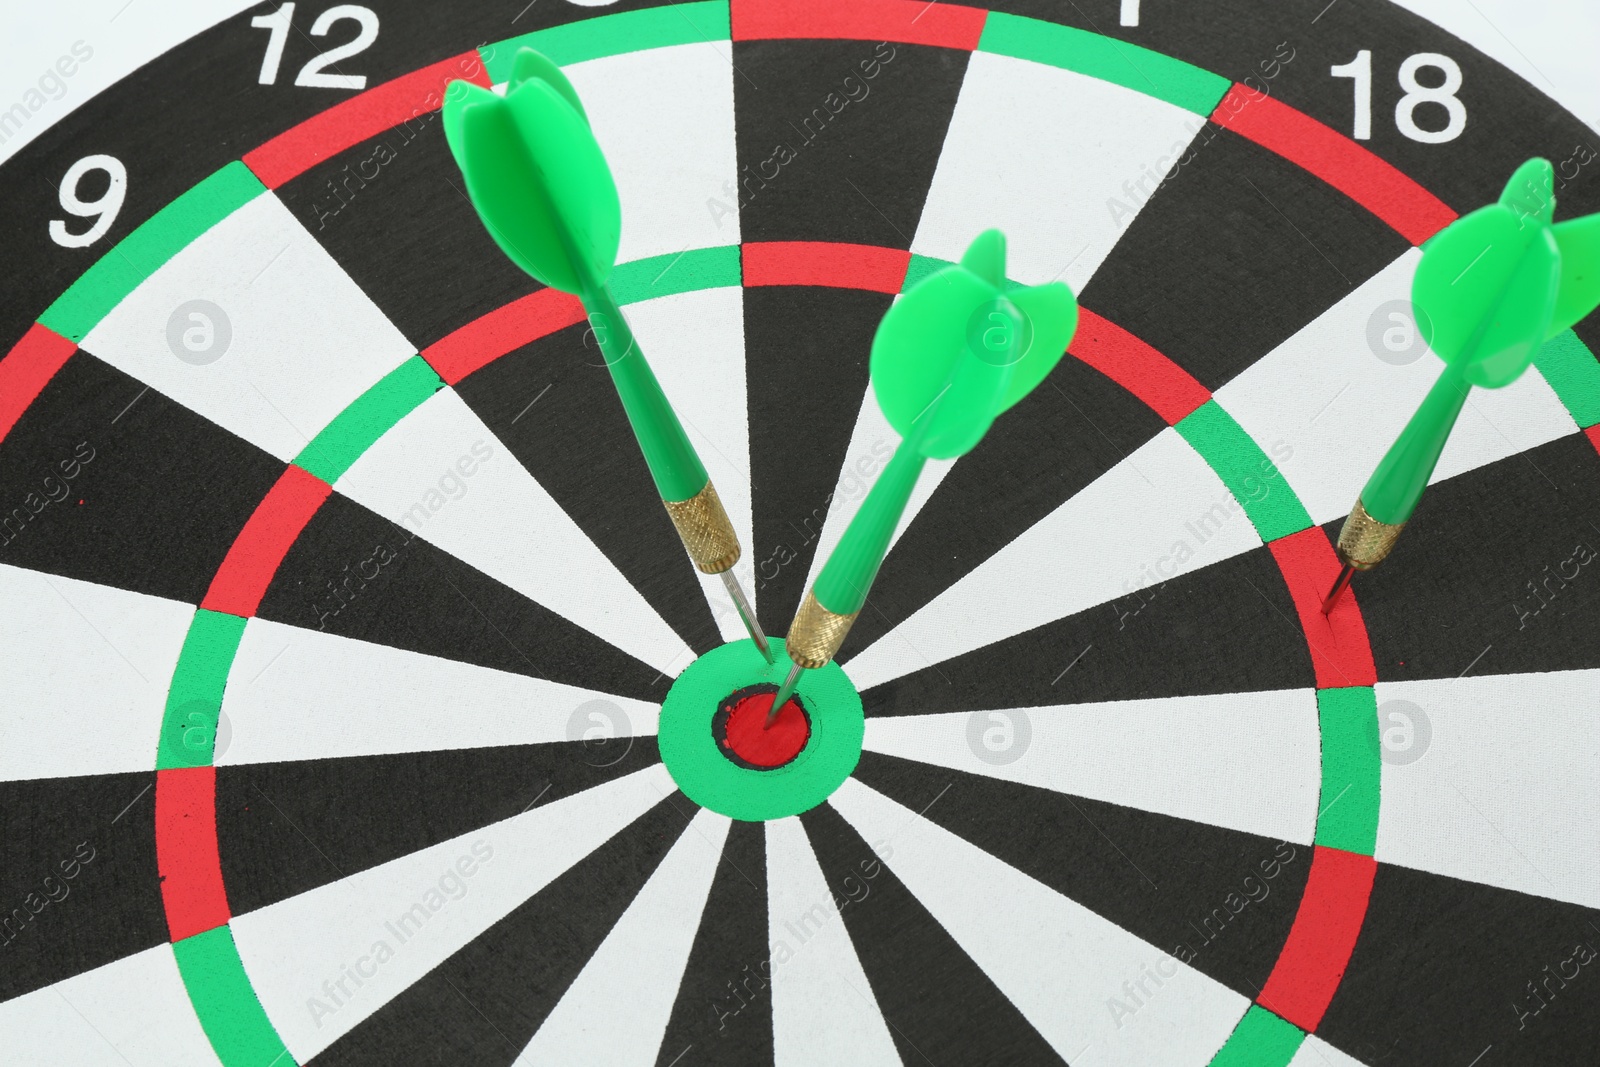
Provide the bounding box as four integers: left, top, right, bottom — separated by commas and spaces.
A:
442, 46, 705, 503
814, 229, 1079, 618
1361, 158, 1600, 526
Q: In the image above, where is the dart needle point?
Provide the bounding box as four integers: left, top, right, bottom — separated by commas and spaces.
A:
1322, 563, 1356, 616
719, 570, 773, 663
767, 664, 803, 729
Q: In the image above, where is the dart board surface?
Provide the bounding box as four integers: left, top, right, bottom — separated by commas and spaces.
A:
2, 1, 1599, 1065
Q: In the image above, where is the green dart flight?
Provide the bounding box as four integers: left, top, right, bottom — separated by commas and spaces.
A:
1324, 158, 1600, 613
768, 230, 1079, 720
443, 47, 770, 659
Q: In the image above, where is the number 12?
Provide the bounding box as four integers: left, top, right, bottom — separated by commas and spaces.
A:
251, 3, 380, 90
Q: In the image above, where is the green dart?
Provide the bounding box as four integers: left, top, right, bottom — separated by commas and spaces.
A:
768, 230, 1079, 722
1324, 158, 1600, 613
443, 48, 770, 661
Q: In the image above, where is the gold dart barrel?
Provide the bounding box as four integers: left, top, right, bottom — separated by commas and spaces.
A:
1334, 497, 1406, 570
785, 590, 859, 670
662, 480, 741, 574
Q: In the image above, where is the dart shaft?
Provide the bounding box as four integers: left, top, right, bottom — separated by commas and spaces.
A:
1360, 363, 1470, 526
814, 439, 926, 617
783, 436, 926, 676
577, 282, 770, 657
581, 282, 709, 502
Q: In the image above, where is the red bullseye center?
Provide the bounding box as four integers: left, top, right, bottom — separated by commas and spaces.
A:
718, 689, 810, 769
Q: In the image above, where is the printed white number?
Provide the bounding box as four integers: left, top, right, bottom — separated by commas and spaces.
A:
250, 2, 295, 85
296, 5, 380, 90
1120, 0, 1140, 27
1330, 49, 1372, 140
252, 3, 379, 89
49, 155, 126, 248
1396, 53, 1466, 143
1331, 50, 1465, 143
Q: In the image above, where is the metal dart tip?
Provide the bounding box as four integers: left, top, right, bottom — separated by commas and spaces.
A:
1321, 562, 1356, 616
767, 664, 803, 729
720, 569, 773, 663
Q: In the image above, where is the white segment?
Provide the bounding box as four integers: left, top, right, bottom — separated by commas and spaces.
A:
914, 49, 1208, 290
81, 191, 416, 461
0, 564, 192, 782
843, 428, 1260, 691
232, 763, 676, 1062
335, 388, 693, 676
1444, 374, 1576, 484
624, 286, 756, 638
864, 688, 1321, 845
568, 41, 740, 260
219, 617, 659, 765
515, 809, 731, 1066
765, 816, 901, 1067
0, 944, 220, 1066
1374, 669, 1600, 909
800, 385, 956, 596
1290, 1035, 1375, 1067
830, 779, 1248, 1066
1215, 248, 1578, 525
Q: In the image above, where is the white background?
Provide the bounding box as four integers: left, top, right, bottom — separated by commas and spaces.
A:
0, 0, 1596, 167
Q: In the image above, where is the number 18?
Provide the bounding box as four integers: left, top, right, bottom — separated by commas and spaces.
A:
1331, 49, 1467, 144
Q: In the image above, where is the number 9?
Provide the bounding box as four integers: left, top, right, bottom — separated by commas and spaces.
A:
50, 154, 126, 248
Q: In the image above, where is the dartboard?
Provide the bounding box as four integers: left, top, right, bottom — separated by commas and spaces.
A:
3, 1, 1598, 1064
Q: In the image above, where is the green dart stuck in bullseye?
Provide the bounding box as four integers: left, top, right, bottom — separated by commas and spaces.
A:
1324, 157, 1600, 613
441, 47, 771, 659
768, 230, 1080, 721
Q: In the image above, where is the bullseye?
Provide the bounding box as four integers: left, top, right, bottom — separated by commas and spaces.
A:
656, 638, 864, 822
715, 685, 809, 769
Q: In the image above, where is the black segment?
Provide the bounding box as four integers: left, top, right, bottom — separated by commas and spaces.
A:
311, 792, 696, 1067
744, 286, 887, 634
1356, 432, 1600, 681
732, 39, 967, 247
0, 351, 281, 603
256, 489, 664, 700
860, 544, 1313, 717
655, 820, 773, 1067
852, 751, 1311, 1001
839, 354, 1168, 659
0, 772, 162, 1003
217, 740, 661, 916
274, 120, 536, 349
1080, 128, 1407, 392
452, 323, 721, 656
1319, 862, 1600, 1066
800, 801, 1065, 1066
